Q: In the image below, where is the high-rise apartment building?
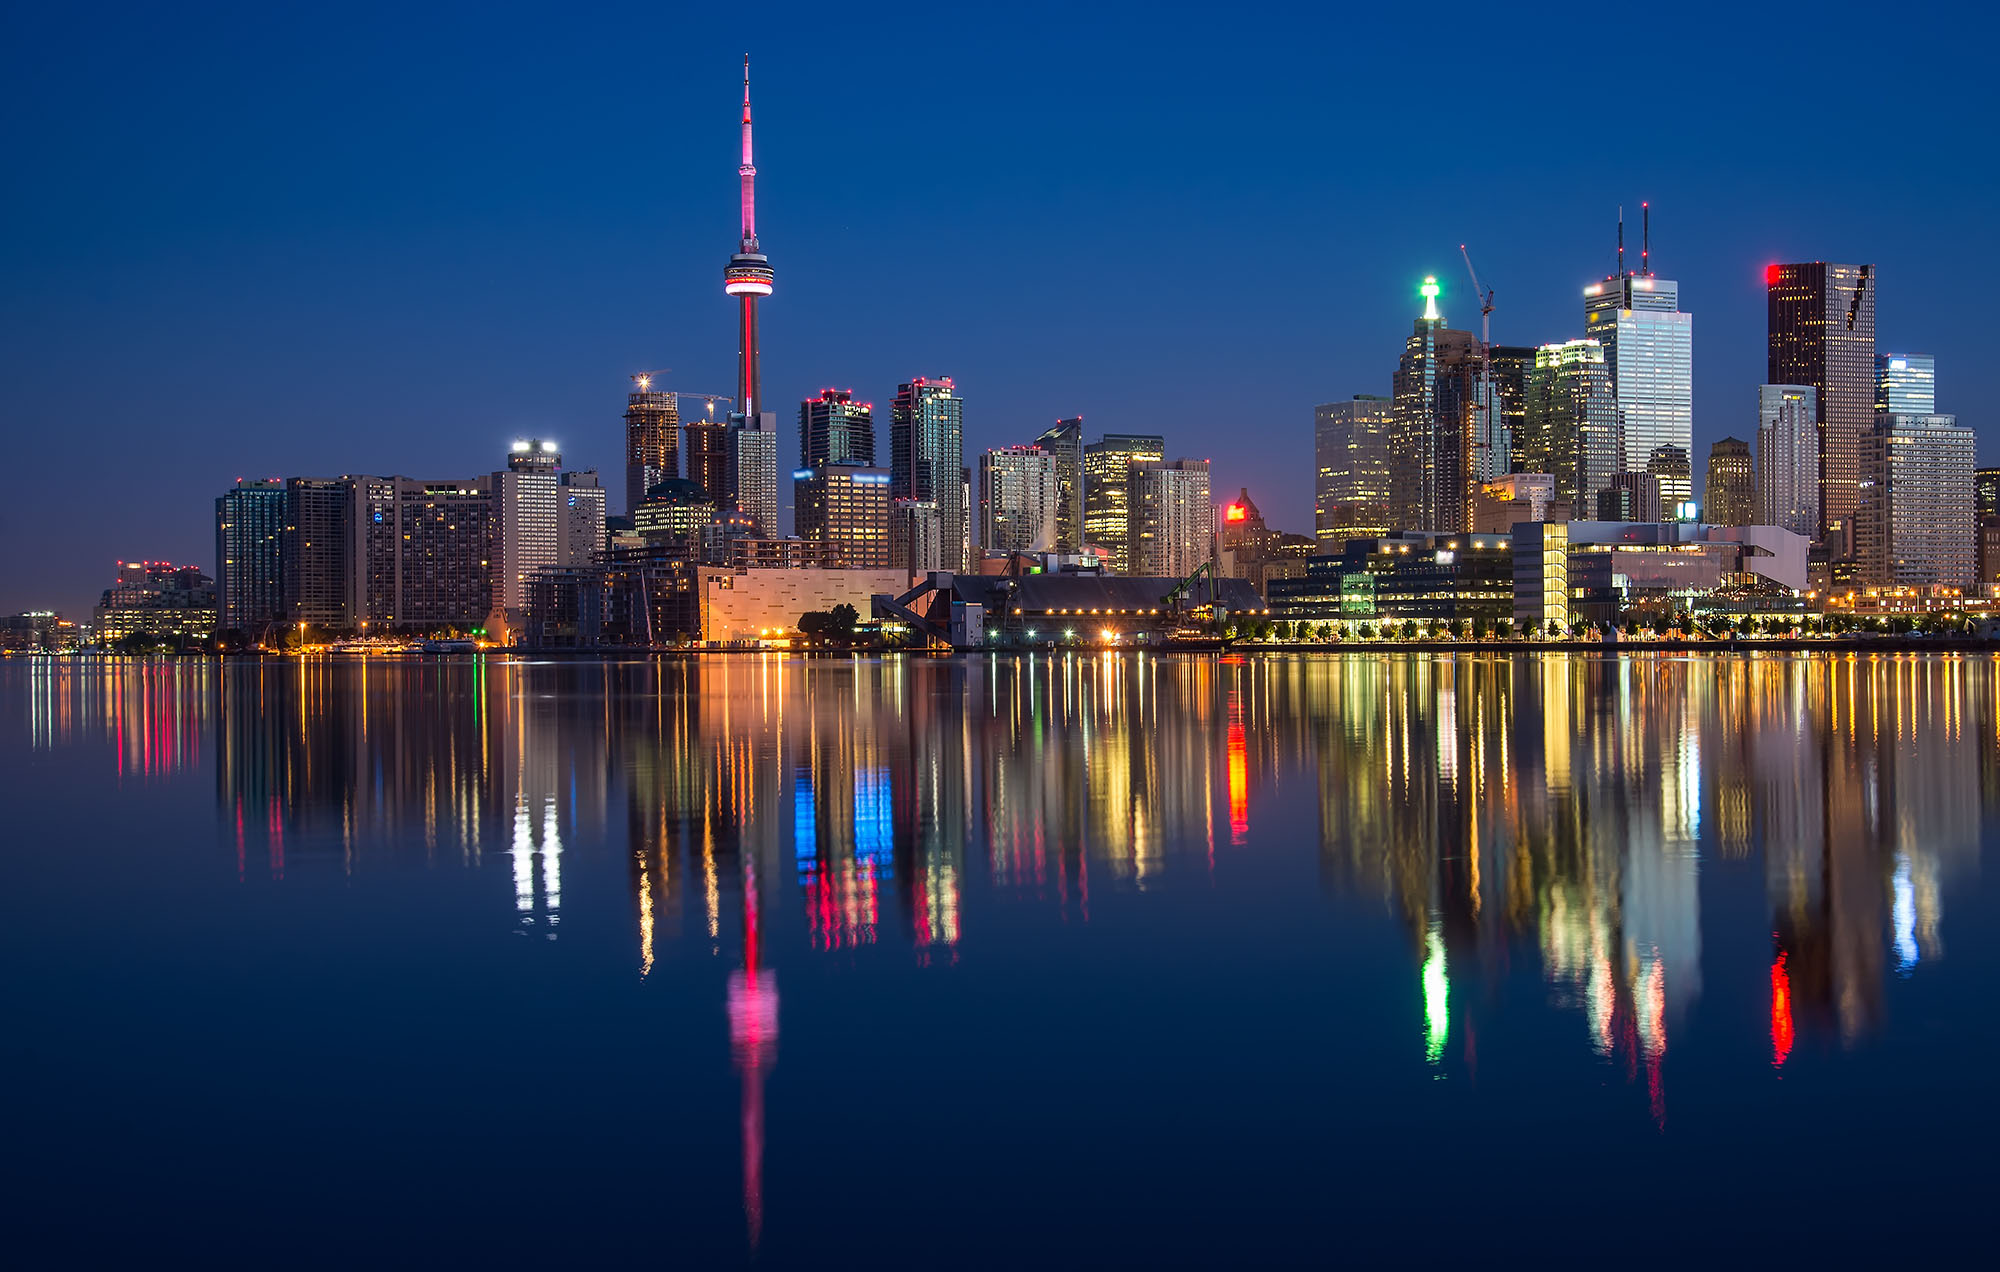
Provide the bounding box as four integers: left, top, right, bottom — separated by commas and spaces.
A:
395, 476, 496, 627
1315, 395, 1393, 546
494, 441, 563, 617
978, 446, 1060, 555
1855, 413, 1975, 587
1876, 353, 1935, 415
1704, 438, 1756, 527
1585, 264, 1693, 483
349, 476, 398, 626
799, 388, 875, 468
685, 416, 729, 507
1082, 433, 1165, 571
215, 479, 285, 632
1757, 386, 1820, 538
1389, 277, 1481, 532
1768, 262, 1875, 540
890, 378, 966, 571
559, 469, 606, 567
795, 466, 892, 567
285, 477, 354, 626
624, 383, 679, 516
1032, 417, 1085, 553
729, 412, 780, 538
1646, 444, 1692, 518
890, 498, 944, 575
1520, 339, 1619, 518
1128, 458, 1213, 578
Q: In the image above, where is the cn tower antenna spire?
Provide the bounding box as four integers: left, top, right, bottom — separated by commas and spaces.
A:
724, 55, 774, 439
739, 54, 756, 246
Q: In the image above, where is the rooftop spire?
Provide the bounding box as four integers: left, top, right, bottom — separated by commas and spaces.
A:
739, 55, 756, 245
1420, 276, 1441, 322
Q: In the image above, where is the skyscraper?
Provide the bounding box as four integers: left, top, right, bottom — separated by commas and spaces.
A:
285, 477, 354, 626
1757, 385, 1820, 539
1876, 353, 1936, 415
890, 499, 944, 575
624, 380, 679, 516
1704, 438, 1756, 527
1585, 212, 1693, 484
799, 389, 875, 468
729, 413, 780, 539
1032, 417, 1085, 554
795, 466, 891, 567
1128, 459, 1213, 578
1389, 276, 1481, 532
1598, 471, 1662, 523
686, 414, 730, 507
724, 58, 773, 421
559, 469, 606, 567
1082, 433, 1164, 571
495, 440, 562, 617
977, 446, 1060, 555
1314, 395, 1393, 546
215, 479, 285, 632
1855, 412, 1975, 587
1520, 339, 1618, 519
1977, 468, 2000, 522
1768, 262, 1875, 541
890, 378, 965, 571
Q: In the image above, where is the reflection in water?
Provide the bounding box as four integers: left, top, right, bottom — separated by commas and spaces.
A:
15, 652, 1998, 1246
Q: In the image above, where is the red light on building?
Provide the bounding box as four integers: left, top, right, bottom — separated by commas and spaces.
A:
1224, 504, 1247, 522
1764, 263, 1782, 287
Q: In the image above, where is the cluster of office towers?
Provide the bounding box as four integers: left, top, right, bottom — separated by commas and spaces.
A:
625, 382, 1217, 581
1315, 258, 1976, 589
214, 442, 607, 633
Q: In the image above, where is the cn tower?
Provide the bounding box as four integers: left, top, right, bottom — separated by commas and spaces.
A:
723, 55, 773, 419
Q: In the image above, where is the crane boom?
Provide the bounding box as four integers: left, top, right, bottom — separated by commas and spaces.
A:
1459, 245, 1498, 477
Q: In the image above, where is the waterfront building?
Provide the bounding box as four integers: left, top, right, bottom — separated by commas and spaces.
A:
93, 562, 217, 643
1520, 339, 1619, 518
624, 382, 679, 516
1082, 433, 1164, 570
1854, 413, 1976, 587
559, 470, 606, 567
1757, 386, 1821, 538
1269, 531, 1515, 625
1127, 458, 1213, 579
1314, 395, 1393, 546
215, 479, 285, 632
348, 476, 398, 626
698, 567, 907, 644
1876, 353, 1935, 415
285, 477, 354, 627
494, 440, 562, 618
794, 465, 892, 568
978, 446, 1060, 555
1704, 438, 1756, 526
1768, 262, 1875, 540
1513, 523, 1571, 631
394, 476, 495, 628
890, 378, 966, 571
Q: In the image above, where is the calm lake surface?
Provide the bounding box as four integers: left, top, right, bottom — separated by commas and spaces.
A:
4, 652, 1996, 1265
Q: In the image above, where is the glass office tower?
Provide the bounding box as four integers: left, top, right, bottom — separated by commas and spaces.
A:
1767, 262, 1875, 541
1584, 274, 1693, 486
1875, 353, 1935, 415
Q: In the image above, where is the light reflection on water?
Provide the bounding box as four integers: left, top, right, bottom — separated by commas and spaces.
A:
7, 651, 1996, 1263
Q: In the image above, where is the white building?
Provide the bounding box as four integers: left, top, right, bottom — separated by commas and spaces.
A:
494, 440, 562, 617
1127, 458, 1212, 579
1757, 385, 1819, 538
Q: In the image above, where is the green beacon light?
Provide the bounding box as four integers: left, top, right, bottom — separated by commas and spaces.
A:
1420, 276, 1441, 321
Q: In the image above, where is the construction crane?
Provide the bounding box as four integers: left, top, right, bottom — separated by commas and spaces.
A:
1161, 559, 1217, 623
629, 371, 737, 420
1460, 244, 1498, 478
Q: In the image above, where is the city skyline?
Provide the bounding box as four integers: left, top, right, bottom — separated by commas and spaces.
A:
4, 6, 1993, 618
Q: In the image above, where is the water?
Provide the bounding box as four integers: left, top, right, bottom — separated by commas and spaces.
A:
4, 653, 1995, 1264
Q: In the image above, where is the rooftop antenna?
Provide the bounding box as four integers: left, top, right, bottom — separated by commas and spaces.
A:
1617, 206, 1624, 277
1642, 201, 1651, 276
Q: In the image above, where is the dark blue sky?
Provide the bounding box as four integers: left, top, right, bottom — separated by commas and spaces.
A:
4, 1, 1994, 617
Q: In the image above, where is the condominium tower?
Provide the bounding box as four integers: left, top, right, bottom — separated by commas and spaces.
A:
1315, 395, 1393, 546
1082, 433, 1164, 571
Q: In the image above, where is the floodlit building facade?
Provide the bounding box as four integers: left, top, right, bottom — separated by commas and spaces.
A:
1082, 433, 1164, 570
1704, 438, 1756, 526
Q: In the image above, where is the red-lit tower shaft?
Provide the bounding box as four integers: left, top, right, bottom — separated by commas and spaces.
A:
723, 56, 773, 417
